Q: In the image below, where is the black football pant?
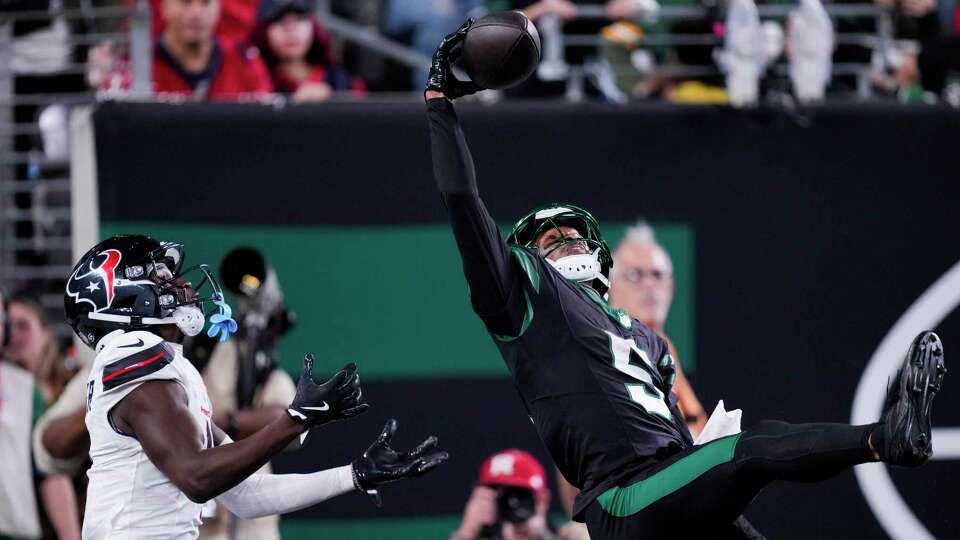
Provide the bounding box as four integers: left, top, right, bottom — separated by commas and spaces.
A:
584, 421, 877, 539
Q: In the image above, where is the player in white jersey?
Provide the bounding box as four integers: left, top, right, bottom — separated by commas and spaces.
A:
66, 235, 449, 539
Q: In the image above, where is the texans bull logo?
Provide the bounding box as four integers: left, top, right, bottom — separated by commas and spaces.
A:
66, 249, 122, 312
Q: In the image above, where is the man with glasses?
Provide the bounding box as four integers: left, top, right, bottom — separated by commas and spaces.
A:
609, 222, 707, 435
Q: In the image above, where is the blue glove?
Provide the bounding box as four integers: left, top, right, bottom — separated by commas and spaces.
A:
207, 296, 238, 342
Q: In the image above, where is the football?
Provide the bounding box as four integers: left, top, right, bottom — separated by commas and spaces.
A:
462, 11, 542, 90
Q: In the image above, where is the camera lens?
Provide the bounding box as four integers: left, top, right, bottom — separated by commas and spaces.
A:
497, 486, 536, 524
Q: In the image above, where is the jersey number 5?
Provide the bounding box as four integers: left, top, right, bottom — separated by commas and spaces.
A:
606, 332, 672, 420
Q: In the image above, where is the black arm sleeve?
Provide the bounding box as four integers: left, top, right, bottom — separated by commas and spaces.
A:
426, 98, 528, 337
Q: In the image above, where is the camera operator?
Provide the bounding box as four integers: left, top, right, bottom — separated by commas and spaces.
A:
188, 247, 298, 540
453, 449, 559, 540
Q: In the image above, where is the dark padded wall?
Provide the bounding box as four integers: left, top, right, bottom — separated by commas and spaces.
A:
94, 101, 959, 539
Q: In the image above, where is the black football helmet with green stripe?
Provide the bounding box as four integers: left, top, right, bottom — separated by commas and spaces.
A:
507, 204, 613, 296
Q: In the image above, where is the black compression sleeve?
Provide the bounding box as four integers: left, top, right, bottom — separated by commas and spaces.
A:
427, 98, 478, 196
426, 98, 528, 336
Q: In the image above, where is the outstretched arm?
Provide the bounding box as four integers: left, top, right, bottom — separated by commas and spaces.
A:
113, 356, 367, 503
113, 379, 306, 503
425, 22, 529, 337
214, 419, 448, 517
427, 98, 529, 337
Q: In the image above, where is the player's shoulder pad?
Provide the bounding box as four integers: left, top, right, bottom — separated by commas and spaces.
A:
509, 245, 543, 293
97, 331, 175, 392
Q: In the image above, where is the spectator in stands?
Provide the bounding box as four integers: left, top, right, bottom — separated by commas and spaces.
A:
252, 0, 366, 101
452, 449, 558, 540
151, 0, 261, 48
608, 223, 707, 434
7, 294, 82, 540
877, 0, 940, 40
897, 36, 960, 94
87, 0, 274, 99
490, 0, 659, 98
0, 289, 44, 539
7, 295, 74, 402
384, 0, 486, 88
889, 0, 960, 96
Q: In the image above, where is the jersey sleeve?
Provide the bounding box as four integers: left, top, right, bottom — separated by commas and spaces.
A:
427, 98, 531, 338
91, 331, 182, 413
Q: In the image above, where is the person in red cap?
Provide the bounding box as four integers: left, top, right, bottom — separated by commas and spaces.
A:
453, 449, 559, 540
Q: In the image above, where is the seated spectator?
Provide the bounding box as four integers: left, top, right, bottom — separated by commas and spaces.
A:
151, 0, 261, 48
895, 35, 960, 95
491, 0, 659, 98
452, 449, 559, 540
7, 294, 82, 540
890, 0, 960, 97
252, 0, 366, 101
88, 0, 273, 100
877, 0, 940, 40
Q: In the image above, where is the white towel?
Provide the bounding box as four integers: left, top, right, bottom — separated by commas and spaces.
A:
694, 400, 743, 445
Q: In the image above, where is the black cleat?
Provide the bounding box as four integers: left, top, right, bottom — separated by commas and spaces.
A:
876, 331, 946, 467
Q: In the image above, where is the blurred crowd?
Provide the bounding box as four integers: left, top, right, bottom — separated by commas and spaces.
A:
3, 0, 959, 105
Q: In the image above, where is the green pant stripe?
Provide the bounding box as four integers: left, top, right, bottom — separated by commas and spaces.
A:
597, 433, 743, 517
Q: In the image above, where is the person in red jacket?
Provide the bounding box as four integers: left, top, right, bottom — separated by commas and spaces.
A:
251, 0, 365, 102
151, 0, 259, 49
154, 0, 273, 99
88, 0, 273, 100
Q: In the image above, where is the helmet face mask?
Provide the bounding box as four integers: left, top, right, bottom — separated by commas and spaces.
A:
508, 204, 613, 296
65, 235, 228, 348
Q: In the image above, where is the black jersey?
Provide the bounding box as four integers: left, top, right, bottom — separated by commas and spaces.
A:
427, 99, 693, 520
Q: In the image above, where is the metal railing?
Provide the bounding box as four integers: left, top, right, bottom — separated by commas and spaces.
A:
305, 2, 899, 102
531, 3, 896, 101
0, 1, 145, 337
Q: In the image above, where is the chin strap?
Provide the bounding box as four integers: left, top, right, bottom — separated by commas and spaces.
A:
88, 305, 207, 337
547, 248, 608, 286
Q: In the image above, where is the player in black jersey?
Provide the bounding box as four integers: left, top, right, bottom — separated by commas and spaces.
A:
424, 20, 948, 540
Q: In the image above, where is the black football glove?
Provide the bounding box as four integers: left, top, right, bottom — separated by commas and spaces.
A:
287, 354, 369, 428
425, 18, 483, 99
351, 419, 449, 507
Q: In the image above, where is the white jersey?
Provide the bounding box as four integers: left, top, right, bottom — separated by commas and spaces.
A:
83, 330, 215, 540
